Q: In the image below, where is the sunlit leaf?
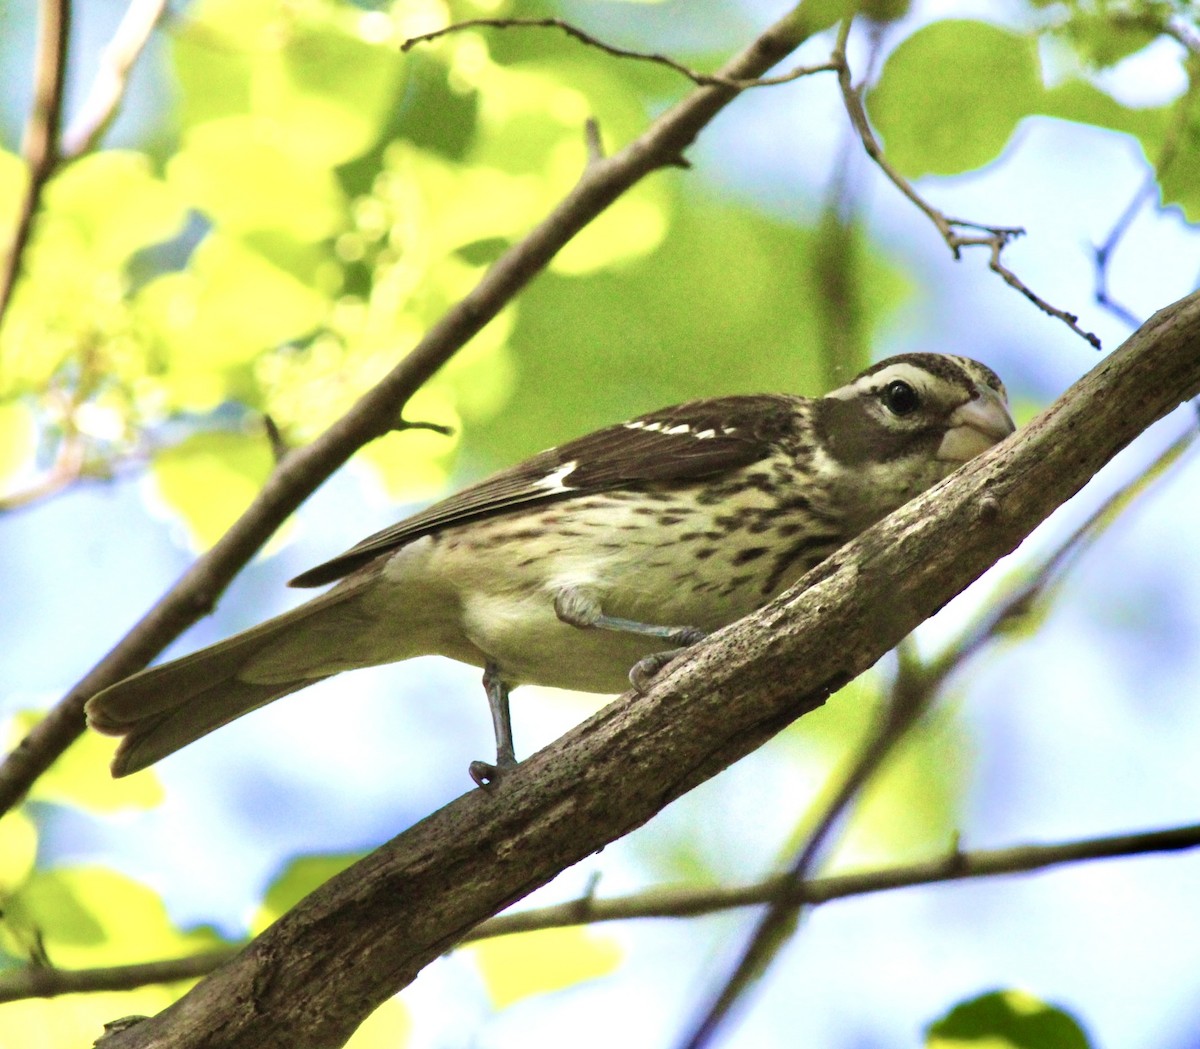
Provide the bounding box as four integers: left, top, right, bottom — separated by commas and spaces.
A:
869, 21, 1042, 177
346, 995, 412, 1049
0, 809, 37, 893
13, 711, 163, 812
149, 430, 275, 552
137, 233, 330, 411
0, 399, 36, 489
356, 387, 460, 503
780, 675, 969, 866
254, 15, 407, 165
0, 988, 180, 1049
168, 117, 347, 240
468, 926, 623, 1010
927, 989, 1094, 1048
254, 851, 366, 934
43, 151, 186, 266
5, 867, 223, 968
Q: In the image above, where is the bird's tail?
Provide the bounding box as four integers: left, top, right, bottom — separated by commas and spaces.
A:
86, 582, 373, 777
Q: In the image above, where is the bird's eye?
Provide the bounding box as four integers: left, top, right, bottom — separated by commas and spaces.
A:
881, 380, 920, 416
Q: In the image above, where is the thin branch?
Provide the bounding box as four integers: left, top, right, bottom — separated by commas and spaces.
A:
1092, 175, 1155, 330
0, 0, 70, 330
0, 2, 826, 819
60, 0, 168, 159
831, 18, 1102, 350
401, 16, 837, 90
9, 817, 1200, 1004
1093, 61, 1199, 330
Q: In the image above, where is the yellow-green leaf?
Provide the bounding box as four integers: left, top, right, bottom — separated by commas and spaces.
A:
149, 431, 275, 551
468, 926, 623, 1010
0, 809, 37, 893
346, 996, 412, 1049
0, 399, 36, 489
6, 866, 224, 967
168, 117, 347, 241
868, 21, 1042, 177
13, 710, 164, 812
43, 151, 186, 266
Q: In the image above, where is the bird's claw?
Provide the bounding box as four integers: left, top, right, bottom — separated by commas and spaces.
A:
629, 647, 686, 694
469, 758, 514, 790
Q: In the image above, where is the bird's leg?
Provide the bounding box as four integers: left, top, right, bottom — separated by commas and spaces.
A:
468, 662, 517, 790
554, 587, 707, 694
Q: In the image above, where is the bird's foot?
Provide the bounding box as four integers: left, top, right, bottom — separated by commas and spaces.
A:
630, 644, 696, 694
469, 757, 515, 791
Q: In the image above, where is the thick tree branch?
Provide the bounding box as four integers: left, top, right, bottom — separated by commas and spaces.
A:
0, 1, 829, 817
8, 817, 1200, 1005
98, 292, 1200, 1048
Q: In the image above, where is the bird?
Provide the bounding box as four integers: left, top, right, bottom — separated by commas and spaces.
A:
86, 353, 1014, 785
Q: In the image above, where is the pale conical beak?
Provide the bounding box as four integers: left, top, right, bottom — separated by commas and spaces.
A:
937, 386, 1016, 462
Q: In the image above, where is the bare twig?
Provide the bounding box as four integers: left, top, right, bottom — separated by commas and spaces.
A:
1093, 63, 1198, 331
8, 817, 1200, 1004
0, 4, 826, 818
401, 16, 837, 90
1092, 176, 1156, 330
0, 0, 70, 329
60, 0, 168, 159
832, 19, 1102, 350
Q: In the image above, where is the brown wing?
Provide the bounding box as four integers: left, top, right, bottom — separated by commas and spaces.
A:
289, 394, 803, 587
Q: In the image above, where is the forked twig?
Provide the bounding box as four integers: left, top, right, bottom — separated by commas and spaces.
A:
832, 19, 1102, 349
401, 17, 838, 89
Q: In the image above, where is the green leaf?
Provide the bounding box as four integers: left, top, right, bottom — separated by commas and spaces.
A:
43, 151, 186, 267
149, 431, 275, 552
13, 711, 164, 812
0, 809, 37, 893
1062, 7, 1166, 69
467, 194, 907, 469
167, 117, 347, 240
136, 233, 330, 411
927, 989, 1094, 1049
467, 927, 623, 1009
1157, 109, 1200, 221
345, 997, 412, 1049
0, 399, 36, 488
780, 675, 969, 866
869, 21, 1042, 177
257, 18, 407, 166
254, 851, 367, 933
5, 866, 223, 967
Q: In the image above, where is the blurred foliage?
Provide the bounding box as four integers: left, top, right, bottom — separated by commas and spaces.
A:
0, 0, 1196, 1044
927, 989, 1094, 1049
468, 926, 623, 1009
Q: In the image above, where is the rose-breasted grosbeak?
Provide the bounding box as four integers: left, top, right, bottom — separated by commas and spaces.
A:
87, 353, 1014, 784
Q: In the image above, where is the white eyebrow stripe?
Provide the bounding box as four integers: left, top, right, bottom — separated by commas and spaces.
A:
535, 460, 579, 493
